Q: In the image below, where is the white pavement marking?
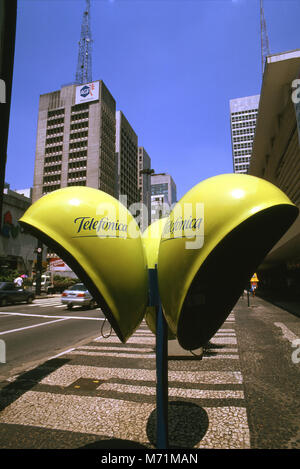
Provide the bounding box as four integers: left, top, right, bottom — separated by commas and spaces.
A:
0, 313, 250, 449
39, 366, 244, 387
210, 337, 237, 345
97, 382, 245, 400
274, 322, 299, 343
0, 392, 250, 449
0, 318, 69, 336
67, 350, 239, 360
0, 312, 104, 321
68, 350, 156, 359
204, 355, 239, 360
31, 303, 64, 307
95, 336, 156, 345
80, 345, 154, 352
49, 348, 75, 360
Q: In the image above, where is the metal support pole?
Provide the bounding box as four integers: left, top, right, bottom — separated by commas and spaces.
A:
35, 240, 43, 296
148, 267, 169, 449
156, 300, 169, 449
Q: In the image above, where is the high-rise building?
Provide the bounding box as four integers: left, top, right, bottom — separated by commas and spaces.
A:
115, 111, 139, 208
138, 146, 151, 230
151, 173, 177, 222
32, 80, 117, 203
248, 50, 300, 289
229, 95, 260, 174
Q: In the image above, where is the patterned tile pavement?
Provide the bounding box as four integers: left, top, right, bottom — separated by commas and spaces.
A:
0, 309, 251, 449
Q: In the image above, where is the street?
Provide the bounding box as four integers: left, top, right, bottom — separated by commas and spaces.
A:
0, 295, 107, 381
0, 293, 299, 449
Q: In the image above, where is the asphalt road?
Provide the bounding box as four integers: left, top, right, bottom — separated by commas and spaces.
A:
0, 295, 108, 380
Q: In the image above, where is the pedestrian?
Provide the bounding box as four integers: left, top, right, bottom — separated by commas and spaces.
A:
14, 275, 23, 289
251, 283, 256, 296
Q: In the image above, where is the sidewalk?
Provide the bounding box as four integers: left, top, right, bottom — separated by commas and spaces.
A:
0, 295, 299, 449
256, 292, 300, 319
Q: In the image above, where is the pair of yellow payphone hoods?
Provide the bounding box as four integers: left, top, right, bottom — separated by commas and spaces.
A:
19, 174, 298, 350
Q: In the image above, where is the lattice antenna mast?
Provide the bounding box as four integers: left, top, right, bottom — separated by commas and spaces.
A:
260, 0, 270, 75
75, 0, 93, 85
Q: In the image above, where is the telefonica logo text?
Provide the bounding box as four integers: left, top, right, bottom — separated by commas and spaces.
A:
163, 216, 203, 236
74, 216, 128, 235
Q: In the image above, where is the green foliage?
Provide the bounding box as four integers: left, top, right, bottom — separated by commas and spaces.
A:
53, 276, 79, 293
0, 268, 19, 282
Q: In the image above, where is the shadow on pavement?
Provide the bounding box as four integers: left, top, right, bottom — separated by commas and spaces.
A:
257, 292, 300, 319
0, 358, 70, 412
80, 439, 148, 449
146, 401, 209, 449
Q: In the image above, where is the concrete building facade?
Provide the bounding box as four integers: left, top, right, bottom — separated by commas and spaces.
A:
0, 186, 43, 275
151, 173, 177, 222
230, 95, 260, 174
115, 111, 139, 208
32, 80, 117, 202
138, 146, 151, 230
249, 50, 300, 292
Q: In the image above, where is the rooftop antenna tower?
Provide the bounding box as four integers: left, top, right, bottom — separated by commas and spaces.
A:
75, 0, 93, 85
260, 0, 270, 75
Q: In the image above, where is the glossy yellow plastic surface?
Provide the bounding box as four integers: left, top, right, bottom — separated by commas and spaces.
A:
142, 219, 175, 338
19, 186, 148, 343
142, 218, 167, 269
157, 173, 298, 350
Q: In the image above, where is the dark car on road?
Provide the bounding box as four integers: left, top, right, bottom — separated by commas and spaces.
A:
0, 282, 35, 306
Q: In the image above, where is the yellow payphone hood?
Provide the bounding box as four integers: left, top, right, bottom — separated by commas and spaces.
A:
19, 186, 148, 343
157, 173, 298, 350
142, 218, 175, 339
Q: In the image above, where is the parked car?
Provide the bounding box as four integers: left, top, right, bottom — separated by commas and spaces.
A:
61, 283, 97, 310
0, 282, 35, 306
32, 272, 54, 293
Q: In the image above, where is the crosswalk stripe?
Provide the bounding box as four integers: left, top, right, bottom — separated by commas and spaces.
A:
39, 366, 244, 386
97, 382, 244, 399
0, 391, 250, 449
0, 307, 250, 448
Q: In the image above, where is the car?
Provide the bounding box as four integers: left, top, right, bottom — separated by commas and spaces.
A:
0, 282, 35, 306
61, 283, 97, 310
32, 273, 54, 294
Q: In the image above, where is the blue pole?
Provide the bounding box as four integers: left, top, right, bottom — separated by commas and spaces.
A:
148, 268, 168, 449
156, 299, 169, 449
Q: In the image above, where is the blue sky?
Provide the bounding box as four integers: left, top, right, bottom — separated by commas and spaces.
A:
6, 0, 300, 200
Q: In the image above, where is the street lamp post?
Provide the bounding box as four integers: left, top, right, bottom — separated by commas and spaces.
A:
139, 168, 155, 229
35, 240, 43, 296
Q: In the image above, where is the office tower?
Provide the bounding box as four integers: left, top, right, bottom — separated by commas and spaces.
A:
249, 50, 300, 288
138, 146, 151, 230
115, 111, 139, 208
32, 80, 117, 202
151, 173, 177, 222
229, 95, 260, 174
